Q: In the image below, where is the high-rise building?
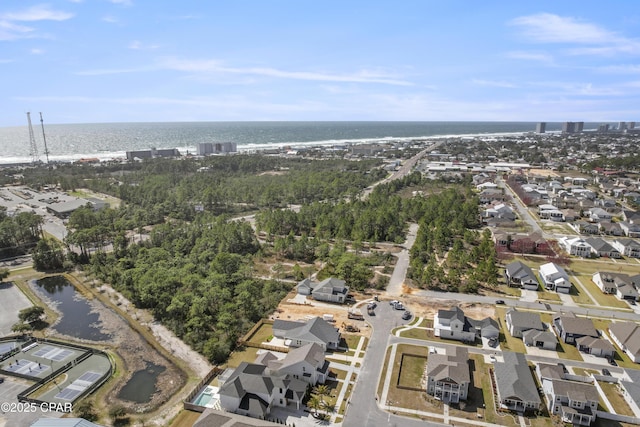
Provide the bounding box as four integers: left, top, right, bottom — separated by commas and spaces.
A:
628, 122, 636, 130
575, 122, 584, 132
562, 122, 576, 133
597, 124, 610, 133
618, 122, 627, 131
197, 142, 238, 155
536, 122, 546, 133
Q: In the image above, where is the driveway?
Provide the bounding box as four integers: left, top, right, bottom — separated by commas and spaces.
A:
386, 223, 419, 297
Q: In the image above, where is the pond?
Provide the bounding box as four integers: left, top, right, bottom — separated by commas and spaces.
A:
35, 276, 112, 341
117, 361, 166, 403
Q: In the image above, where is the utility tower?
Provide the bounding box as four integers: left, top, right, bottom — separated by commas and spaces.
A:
39, 112, 50, 164
26, 112, 40, 163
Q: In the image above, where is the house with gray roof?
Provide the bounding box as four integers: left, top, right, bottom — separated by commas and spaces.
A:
296, 277, 349, 304
272, 317, 340, 350
585, 237, 621, 258
609, 322, 640, 363
218, 362, 307, 419
543, 379, 599, 426
592, 271, 639, 301
621, 369, 640, 416
522, 330, 557, 350
505, 308, 544, 338
193, 408, 281, 427
613, 238, 640, 258
434, 306, 499, 343
425, 347, 470, 403
493, 352, 541, 414
218, 344, 327, 420
504, 261, 539, 290
553, 312, 598, 345
575, 336, 615, 358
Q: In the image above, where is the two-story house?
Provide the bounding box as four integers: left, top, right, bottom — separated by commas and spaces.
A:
425, 347, 470, 403
434, 307, 499, 343
504, 261, 539, 290
493, 352, 541, 414
272, 317, 341, 351
539, 263, 572, 293
553, 312, 598, 345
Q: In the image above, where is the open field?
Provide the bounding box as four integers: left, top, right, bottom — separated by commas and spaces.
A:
169, 410, 202, 427
599, 381, 635, 416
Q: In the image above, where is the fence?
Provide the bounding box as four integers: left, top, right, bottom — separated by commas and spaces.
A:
596, 411, 640, 425
183, 367, 224, 412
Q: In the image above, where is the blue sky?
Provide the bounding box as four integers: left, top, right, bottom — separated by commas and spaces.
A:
1, 1, 639, 125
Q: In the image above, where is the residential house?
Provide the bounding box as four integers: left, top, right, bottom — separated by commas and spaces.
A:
479, 189, 506, 204
476, 181, 498, 191
493, 352, 541, 413
588, 207, 612, 222
539, 263, 572, 293
553, 312, 598, 345
620, 222, 640, 238
297, 277, 349, 304
542, 379, 599, 426
575, 336, 615, 358
538, 204, 563, 221
561, 209, 579, 222
559, 236, 591, 258
272, 317, 341, 351
570, 221, 599, 235
592, 272, 639, 301
218, 362, 307, 418
620, 370, 640, 416
193, 409, 281, 427
522, 330, 557, 350
598, 221, 623, 236
585, 237, 621, 259
623, 210, 640, 224
505, 308, 544, 338
504, 261, 539, 290
613, 238, 640, 258
609, 322, 640, 363
218, 343, 330, 419
425, 347, 470, 403
434, 306, 499, 343
483, 203, 516, 221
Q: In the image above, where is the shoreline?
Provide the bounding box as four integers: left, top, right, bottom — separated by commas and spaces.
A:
0, 130, 546, 166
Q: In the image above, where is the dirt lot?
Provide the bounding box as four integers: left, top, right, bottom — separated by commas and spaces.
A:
274, 289, 376, 338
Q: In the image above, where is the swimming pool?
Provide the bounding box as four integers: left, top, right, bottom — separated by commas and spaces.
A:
192, 385, 219, 408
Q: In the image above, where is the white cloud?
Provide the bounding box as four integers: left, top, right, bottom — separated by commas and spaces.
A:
506, 51, 553, 63
128, 40, 159, 50
75, 66, 153, 75
0, 4, 73, 40
596, 64, 640, 74
509, 13, 640, 55
102, 15, 119, 24
160, 58, 414, 86
471, 79, 517, 88
30, 48, 44, 55
0, 4, 74, 22
109, 0, 133, 6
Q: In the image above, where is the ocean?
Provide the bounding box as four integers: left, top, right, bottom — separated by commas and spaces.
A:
0, 121, 601, 165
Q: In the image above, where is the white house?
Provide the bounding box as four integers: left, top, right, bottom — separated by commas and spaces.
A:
434, 307, 499, 343
559, 236, 591, 258
539, 263, 572, 293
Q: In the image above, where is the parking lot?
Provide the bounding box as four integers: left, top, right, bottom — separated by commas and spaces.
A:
0, 282, 32, 337
0, 376, 64, 427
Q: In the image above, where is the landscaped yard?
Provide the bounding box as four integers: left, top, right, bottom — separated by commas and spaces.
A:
244, 322, 274, 345
222, 346, 259, 369
598, 381, 635, 416
468, 355, 518, 427
397, 353, 427, 388
169, 409, 202, 427
573, 274, 631, 308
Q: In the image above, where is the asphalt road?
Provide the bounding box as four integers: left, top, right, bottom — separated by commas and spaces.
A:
343, 303, 447, 427
387, 223, 419, 296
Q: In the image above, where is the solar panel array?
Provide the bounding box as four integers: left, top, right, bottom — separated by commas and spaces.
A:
54, 371, 102, 402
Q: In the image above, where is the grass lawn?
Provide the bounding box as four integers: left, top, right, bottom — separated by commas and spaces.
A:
399, 327, 432, 341
343, 334, 364, 351
397, 353, 427, 388
169, 410, 202, 427
385, 344, 443, 415
569, 279, 594, 305
536, 290, 561, 302
574, 274, 630, 308
245, 322, 273, 345
222, 346, 259, 369
599, 381, 635, 416
469, 355, 518, 427
377, 346, 392, 398
494, 307, 526, 354
538, 313, 583, 361
572, 367, 599, 376
570, 259, 640, 277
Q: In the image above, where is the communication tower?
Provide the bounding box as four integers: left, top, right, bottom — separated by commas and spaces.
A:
26, 112, 40, 163
39, 112, 50, 164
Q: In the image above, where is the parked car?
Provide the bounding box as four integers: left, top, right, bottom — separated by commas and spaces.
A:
394, 302, 405, 310
402, 311, 412, 320
608, 358, 618, 366
390, 300, 399, 306
0, 377, 4, 384
602, 368, 612, 376
495, 300, 505, 305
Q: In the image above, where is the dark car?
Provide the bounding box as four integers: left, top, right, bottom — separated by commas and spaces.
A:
602, 368, 612, 376
495, 300, 505, 305
0, 377, 4, 384
609, 358, 618, 366
402, 311, 412, 320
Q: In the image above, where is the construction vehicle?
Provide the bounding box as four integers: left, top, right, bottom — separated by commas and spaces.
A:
347, 308, 364, 320
341, 322, 360, 333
